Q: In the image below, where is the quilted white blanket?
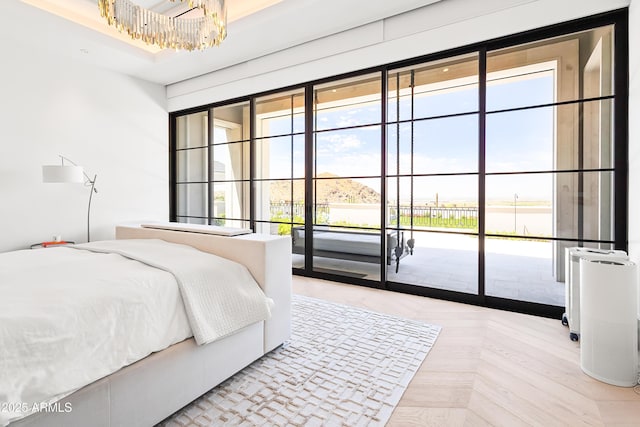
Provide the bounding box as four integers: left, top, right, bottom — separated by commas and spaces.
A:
0, 239, 271, 426
74, 239, 272, 345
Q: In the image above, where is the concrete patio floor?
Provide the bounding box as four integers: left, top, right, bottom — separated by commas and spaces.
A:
292, 233, 564, 306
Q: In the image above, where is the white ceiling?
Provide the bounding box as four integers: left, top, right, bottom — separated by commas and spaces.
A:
7, 0, 442, 85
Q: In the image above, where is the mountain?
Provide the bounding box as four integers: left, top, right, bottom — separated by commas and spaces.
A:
269, 173, 380, 203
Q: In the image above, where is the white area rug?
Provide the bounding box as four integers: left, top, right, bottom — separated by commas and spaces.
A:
159, 295, 441, 426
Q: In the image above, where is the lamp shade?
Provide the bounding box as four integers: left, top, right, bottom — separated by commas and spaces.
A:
42, 165, 84, 183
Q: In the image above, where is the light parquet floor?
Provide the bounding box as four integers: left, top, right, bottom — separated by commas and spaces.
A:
292, 276, 640, 426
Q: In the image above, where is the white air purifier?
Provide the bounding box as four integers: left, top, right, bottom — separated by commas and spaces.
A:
579, 258, 638, 386
563, 247, 628, 341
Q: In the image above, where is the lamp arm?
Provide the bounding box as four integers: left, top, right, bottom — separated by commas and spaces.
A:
58, 155, 98, 242
58, 155, 98, 191
87, 174, 97, 242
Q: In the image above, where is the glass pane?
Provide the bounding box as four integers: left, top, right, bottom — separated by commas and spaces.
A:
387, 175, 478, 232
254, 179, 305, 222
293, 112, 305, 134
212, 142, 249, 181
387, 231, 478, 295
487, 106, 553, 172
255, 136, 290, 180
581, 171, 615, 242
414, 115, 478, 174
210, 181, 249, 222
176, 148, 208, 182
254, 220, 302, 236
486, 100, 613, 173
487, 67, 555, 112
387, 115, 478, 175
388, 53, 479, 122
485, 171, 613, 241
582, 99, 614, 170
484, 237, 584, 306
210, 218, 250, 228
176, 216, 207, 225
315, 126, 381, 178
486, 238, 614, 306
313, 178, 381, 227
309, 226, 381, 281
292, 135, 305, 178
212, 102, 249, 144
487, 25, 614, 111
176, 183, 207, 217
386, 123, 407, 177
255, 89, 305, 137
176, 111, 208, 149
255, 136, 305, 180
314, 73, 381, 131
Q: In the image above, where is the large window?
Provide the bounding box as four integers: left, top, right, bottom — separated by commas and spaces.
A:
170, 12, 626, 317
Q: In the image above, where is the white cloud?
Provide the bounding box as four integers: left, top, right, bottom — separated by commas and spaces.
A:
317, 133, 364, 154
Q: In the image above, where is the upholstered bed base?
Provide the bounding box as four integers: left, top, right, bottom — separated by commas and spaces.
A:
12, 323, 264, 427
10, 224, 291, 427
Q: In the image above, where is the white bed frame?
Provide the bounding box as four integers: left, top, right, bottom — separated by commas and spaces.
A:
11, 225, 292, 427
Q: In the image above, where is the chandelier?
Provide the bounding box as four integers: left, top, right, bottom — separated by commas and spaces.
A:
98, 0, 227, 51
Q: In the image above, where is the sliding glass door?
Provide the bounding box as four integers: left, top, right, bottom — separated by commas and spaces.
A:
386, 53, 480, 295
310, 74, 383, 281
253, 89, 306, 271
209, 101, 251, 229
484, 24, 616, 306
175, 111, 209, 224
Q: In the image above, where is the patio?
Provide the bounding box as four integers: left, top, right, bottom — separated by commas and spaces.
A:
292, 232, 564, 307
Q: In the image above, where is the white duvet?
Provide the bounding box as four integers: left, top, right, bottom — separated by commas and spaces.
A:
0, 239, 271, 426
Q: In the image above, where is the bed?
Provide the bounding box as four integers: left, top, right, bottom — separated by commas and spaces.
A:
2, 223, 291, 427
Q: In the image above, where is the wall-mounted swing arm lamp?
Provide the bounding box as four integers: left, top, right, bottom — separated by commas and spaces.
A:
42, 155, 98, 242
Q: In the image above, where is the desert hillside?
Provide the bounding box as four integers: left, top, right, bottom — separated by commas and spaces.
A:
269, 172, 380, 203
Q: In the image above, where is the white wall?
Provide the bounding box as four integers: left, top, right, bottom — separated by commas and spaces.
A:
629, 0, 640, 260
0, 40, 168, 251
167, 0, 629, 111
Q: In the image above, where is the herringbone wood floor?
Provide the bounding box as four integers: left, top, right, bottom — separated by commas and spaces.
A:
292, 276, 640, 426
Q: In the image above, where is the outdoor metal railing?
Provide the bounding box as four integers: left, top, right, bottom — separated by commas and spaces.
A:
270, 202, 478, 229
270, 201, 330, 221
393, 205, 478, 229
